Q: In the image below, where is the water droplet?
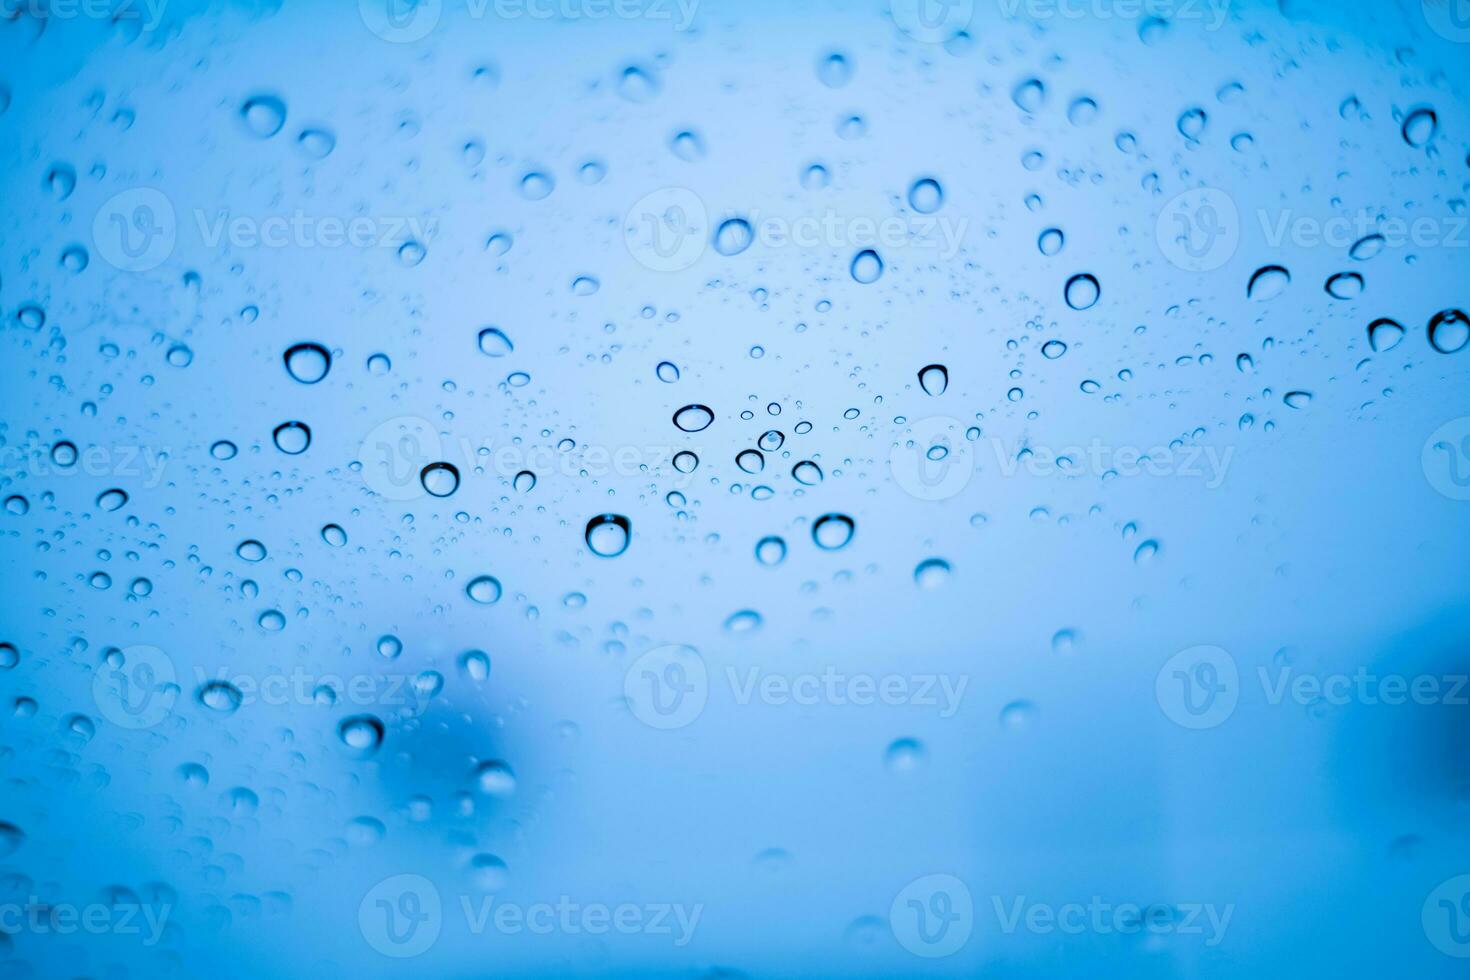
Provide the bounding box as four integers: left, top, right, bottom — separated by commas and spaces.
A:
0, 644, 18, 670
1038, 227, 1064, 256
4, 495, 28, 516
321, 523, 347, 547
817, 51, 852, 87
673, 451, 699, 473
736, 449, 765, 474
914, 558, 951, 589
1247, 265, 1291, 301
756, 536, 787, 566
1349, 234, 1386, 261
297, 127, 336, 159
377, 634, 403, 660
669, 128, 706, 161
1367, 318, 1406, 352
272, 421, 311, 455
792, 460, 824, 485
1133, 539, 1161, 564
1052, 629, 1079, 654
585, 514, 631, 557
714, 217, 754, 256
476, 326, 513, 357
1012, 77, 1046, 113
1402, 106, 1438, 148
850, 249, 883, 283
656, 360, 680, 383
52, 441, 78, 467
673, 404, 714, 432
367, 352, 392, 375
885, 738, 927, 773
801, 163, 830, 190
470, 854, 510, 891
1067, 96, 1099, 126
460, 649, 491, 682
1041, 339, 1068, 359
240, 94, 286, 138
513, 470, 536, 492
258, 609, 286, 631
339, 715, 385, 755
0, 822, 24, 858
1064, 273, 1100, 310
1177, 107, 1207, 142
420, 462, 460, 498
1324, 272, 1363, 300
237, 540, 266, 562
518, 170, 555, 200
197, 680, 243, 714
725, 609, 764, 633
908, 177, 943, 214
812, 513, 855, 551
474, 760, 517, 796
466, 575, 503, 604
1422, 308, 1469, 355
917, 363, 949, 396
211, 440, 238, 460
1283, 390, 1313, 409
284, 342, 331, 384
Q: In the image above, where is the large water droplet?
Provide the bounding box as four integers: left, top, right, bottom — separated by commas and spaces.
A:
197, 680, 243, 714
339, 715, 385, 755
1402, 106, 1438, 148
908, 177, 943, 214
714, 218, 754, 256
466, 575, 503, 604
812, 513, 855, 551
1428, 309, 1469, 354
1367, 318, 1406, 352
477, 326, 513, 357
284, 342, 331, 384
1247, 265, 1290, 301
850, 249, 884, 284
585, 514, 631, 557
756, 536, 787, 566
1064, 273, 1100, 310
420, 462, 460, 498
240, 94, 286, 138
918, 363, 949, 396
272, 422, 311, 455
673, 404, 714, 432
914, 558, 951, 589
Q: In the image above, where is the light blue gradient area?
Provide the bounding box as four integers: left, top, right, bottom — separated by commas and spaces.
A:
2, 0, 1470, 976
